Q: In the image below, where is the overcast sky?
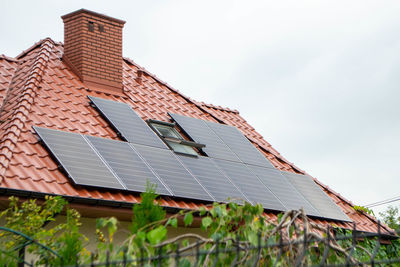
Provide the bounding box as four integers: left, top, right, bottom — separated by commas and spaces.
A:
1, 0, 399, 216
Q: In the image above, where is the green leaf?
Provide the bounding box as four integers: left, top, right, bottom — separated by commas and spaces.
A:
184, 213, 193, 226
179, 259, 192, 267
210, 208, 217, 218
168, 217, 178, 228
182, 239, 189, 247
199, 207, 207, 216
146, 226, 167, 245
202, 217, 213, 229
137, 231, 146, 242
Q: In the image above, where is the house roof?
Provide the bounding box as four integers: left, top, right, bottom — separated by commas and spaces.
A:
0, 38, 393, 235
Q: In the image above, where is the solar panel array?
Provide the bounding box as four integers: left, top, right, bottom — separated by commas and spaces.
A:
131, 144, 214, 201
214, 159, 285, 211
177, 155, 248, 204
248, 166, 319, 216
33, 127, 124, 190
206, 121, 275, 168
282, 171, 350, 221
87, 136, 172, 195
170, 113, 274, 168
34, 97, 351, 222
88, 96, 167, 149
169, 113, 240, 162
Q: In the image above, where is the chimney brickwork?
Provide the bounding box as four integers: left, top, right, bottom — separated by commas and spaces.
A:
61, 9, 125, 93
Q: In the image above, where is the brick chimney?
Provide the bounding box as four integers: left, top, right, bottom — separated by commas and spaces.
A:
61, 9, 125, 93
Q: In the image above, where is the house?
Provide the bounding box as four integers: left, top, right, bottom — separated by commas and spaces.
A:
0, 9, 394, 241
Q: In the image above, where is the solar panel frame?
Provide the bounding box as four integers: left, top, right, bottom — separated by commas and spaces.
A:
178, 155, 249, 204
206, 121, 275, 168
33, 126, 125, 190
131, 143, 214, 201
169, 113, 240, 162
214, 159, 285, 211
86, 136, 173, 196
281, 171, 351, 222
248, 165, 320, 216
88, 96, 167, 149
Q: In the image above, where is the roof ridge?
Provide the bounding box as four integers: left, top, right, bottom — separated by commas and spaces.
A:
0, 39, 54, 180
0, 54, 18, 62
16, 38, 57, 59
196, 101, 239, 114
123, 57, 240, 116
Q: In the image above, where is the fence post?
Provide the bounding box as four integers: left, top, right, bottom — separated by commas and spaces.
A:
370, 221, 382, 267
294, 225, 307, 267
18, 247, 25, 267
252, 232, 262, 267
123, 247, 127, 267
230, 235, 240, 267
106, 250, 110, 267
157, 245, 163, 267
320, 225, 331, 265
140, 247, 144, 267
212, 238, 219, 267
194, 241, 200, 267
90, 253, 94, 267
273, 229, 283, 267
345, 223, 357, 266
175, 243, 180, 267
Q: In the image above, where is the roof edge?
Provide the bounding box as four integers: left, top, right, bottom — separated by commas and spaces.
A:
124, 57, 239, 115
0, 54, 18, 62
0, 39, 54, 179
16, 38, 59, 59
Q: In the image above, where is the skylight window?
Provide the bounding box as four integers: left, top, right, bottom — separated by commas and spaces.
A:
148, 120, 204, 157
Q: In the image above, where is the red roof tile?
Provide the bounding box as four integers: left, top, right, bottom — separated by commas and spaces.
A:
0, 38, 394, 235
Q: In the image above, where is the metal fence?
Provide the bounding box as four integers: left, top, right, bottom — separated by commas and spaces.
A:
3, 224, 398, 267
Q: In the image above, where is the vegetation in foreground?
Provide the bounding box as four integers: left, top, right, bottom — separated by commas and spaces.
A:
0, 186, 399, 266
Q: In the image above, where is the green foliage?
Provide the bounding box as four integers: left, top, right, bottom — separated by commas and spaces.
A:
130, 182, 166, 234
0, 196, 85, 266
1, 188, 400, 266
353, 205, 375, 216
379, 205, 400, 233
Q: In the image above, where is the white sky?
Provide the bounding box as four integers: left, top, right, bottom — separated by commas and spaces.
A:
1, 0, 400, 216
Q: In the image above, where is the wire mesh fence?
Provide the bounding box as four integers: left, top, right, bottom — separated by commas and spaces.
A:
11, 225, 399, 267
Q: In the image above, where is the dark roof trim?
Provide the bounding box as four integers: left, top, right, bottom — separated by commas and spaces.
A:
0, 187, 183, 214
0, 187, 396, 238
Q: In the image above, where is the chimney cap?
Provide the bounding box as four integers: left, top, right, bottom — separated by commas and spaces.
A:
61, 9, 126, 25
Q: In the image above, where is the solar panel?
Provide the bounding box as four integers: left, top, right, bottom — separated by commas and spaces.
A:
178, 155, 249, 204
214, 159, 285, 211
88, 96, 167, 149
281, 171, 351, 221
206, 121, 274, 168
248, 165, 320, 216
132, 144, 214, 201
169, 113, 240, 162
33, 127, 124, 190
86, 136, 172, 196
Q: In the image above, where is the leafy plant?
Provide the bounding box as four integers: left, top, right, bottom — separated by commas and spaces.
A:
379, 205, 400, 234
353, 205, 375, 216
131, 182, 166, 234
0, 196, 86, 266
1, 189, 399, 266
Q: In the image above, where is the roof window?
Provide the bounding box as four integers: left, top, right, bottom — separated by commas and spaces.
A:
148, 120, 204, 157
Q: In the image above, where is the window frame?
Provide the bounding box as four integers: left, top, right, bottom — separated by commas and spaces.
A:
148, 120, 205, 157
